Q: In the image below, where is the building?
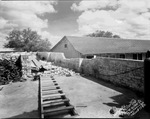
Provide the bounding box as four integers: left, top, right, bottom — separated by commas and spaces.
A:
51, 36, 150, 60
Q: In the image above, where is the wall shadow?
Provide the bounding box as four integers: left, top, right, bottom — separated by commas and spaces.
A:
81, 75, 141, 107
81, 75, 150, 118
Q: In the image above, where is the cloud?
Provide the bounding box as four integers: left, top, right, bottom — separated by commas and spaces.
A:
0, 1, 57, 48
38, 30, 61, 47
71, 0, 118, 11
71, 0, 150, 39
0, 17, 18, 29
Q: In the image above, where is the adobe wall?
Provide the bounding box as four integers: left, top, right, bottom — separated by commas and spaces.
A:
37, 52, 144, 93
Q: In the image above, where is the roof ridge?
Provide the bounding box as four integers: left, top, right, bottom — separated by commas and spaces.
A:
66, 35, 150, 41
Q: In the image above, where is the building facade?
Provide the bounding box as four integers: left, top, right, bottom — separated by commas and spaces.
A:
51, 36, 82, 58
51, 36, 150, 60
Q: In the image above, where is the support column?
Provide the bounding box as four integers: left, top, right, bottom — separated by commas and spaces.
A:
144, 58, 150, 112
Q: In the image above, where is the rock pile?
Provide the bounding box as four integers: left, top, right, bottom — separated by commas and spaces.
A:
43, 65, 80, 77
35, 60, 80, 77
49, 66, 75, 76
110, 99, 145, 118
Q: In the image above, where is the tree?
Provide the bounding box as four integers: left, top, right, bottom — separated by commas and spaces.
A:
86, 30, 121, 38
4, 28, 51, 52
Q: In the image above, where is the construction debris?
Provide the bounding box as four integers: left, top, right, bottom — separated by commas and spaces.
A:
35, 60, 80, 77
110, 106, 117, 114
110, 99, 145, 117
45, 66, 79, 77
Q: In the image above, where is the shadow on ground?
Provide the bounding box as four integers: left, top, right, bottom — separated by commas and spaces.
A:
81, 75, 150, 119
7, 110, 39, 118
82, 75, 138, 101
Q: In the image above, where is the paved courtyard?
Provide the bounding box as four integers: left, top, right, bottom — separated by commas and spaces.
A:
55, 75, 142, 118
0, 74, 150, 118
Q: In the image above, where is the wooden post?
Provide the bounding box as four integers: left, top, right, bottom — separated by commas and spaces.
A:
144, 58, 150, 112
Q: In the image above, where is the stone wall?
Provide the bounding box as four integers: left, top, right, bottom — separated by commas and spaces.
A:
80, 58, 144, 93
37, 52, 144, 93
55, 58, 81, 72
57, 57, 144, 93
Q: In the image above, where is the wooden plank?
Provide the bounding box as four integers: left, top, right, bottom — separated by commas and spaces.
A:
42, 89, 63, 93
42, 90, 63, 96
42, 87, 60, 91
42, 102, 65, 107
42, 99, 69, 105
40, 75, 44, 118
31, 58, 41, 68
42, 80, 54, 84
42, 82, 53, 85
44, 110, 70, 117
42, 88, 62, 92
42, 92, 60, 96
42, 81, 57, 84
43, 106, 74, 114
42, 85, 60, 88
42, 93, 65, 99
42, 82, 58, 85
42, 86, 60, 91
42, 83, 58, 87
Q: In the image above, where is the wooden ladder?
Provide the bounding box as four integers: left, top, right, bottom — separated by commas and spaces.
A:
39, 74, 77, 118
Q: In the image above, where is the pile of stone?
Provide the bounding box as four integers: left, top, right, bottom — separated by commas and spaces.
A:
36, 60, 80, 77
110, 99, 145, 117
48, 66, 76, 77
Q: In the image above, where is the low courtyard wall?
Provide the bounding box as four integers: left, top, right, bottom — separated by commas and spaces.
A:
38, 52, 144, 93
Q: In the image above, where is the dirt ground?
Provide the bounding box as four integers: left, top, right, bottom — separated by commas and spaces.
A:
0, 74, 150, 118
0, 77, 39, 118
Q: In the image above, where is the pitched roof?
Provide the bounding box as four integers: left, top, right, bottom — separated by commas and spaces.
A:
65, 36, 150, 54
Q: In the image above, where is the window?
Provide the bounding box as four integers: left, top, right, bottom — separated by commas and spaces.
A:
138, 53, 142, 60
133, 54, 137, 60
86, 55, 94, 59
120, 54, 125, 58
64, 44, 67, 48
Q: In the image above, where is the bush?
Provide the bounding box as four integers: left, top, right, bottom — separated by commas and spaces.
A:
0, 58, 22, 85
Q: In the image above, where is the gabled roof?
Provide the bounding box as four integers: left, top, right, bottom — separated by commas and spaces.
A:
64, 36, 150, 54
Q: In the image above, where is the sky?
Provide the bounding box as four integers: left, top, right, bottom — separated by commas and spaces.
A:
0, 0, 150, 48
